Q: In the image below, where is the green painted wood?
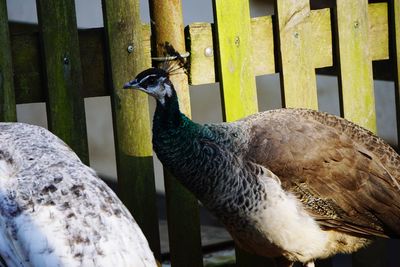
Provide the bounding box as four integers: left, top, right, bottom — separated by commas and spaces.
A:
275, 0, 318, 109
0, 0, 16, 122
149, 1, 203, 266
334, 0, 377, 133
213, 0, 258, 122
36, 0, 89, 164
213, 0, 276, 266
101, 0, 160, 260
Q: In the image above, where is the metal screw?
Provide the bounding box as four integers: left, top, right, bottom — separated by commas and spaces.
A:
354, 20, 359, 29
127, 45, 134, 53
204, 47, 213, 57
234, 36, 240, 47
63, 56, 69, 65
294, 32, 299, 38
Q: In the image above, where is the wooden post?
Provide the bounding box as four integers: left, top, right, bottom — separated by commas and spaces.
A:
148, 1, 203, 266
0, 0, 17, 122
36, 0, 89, 164
101, 0, 161, 260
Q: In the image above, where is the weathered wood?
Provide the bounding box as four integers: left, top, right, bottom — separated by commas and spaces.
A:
149, 1, 203, 266
101, 0, 160, 260
213, 0, 258, 122
390, 0, 400, 146
275, 0, 318, 109
213, 1, 274, 266
335, 1, 381, 265
369, 3, 389, 61
0, 0, 16, 122
8, 3, 393, 101
334, 0, 377, 133
186, 23, 215, 85
36, 0, 89, 163
251, 16, 276, 76
311, 8, 333, 69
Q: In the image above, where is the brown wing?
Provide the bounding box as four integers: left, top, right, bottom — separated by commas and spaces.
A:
244, 109, 400, 238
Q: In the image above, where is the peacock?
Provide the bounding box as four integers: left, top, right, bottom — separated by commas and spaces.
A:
0, 123, 157, 267
124, 65, 400, 267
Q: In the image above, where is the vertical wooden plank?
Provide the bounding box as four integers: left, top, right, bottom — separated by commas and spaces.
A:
149, 1, 203, 266
0, 0, 17, 122
101, 0, 161, 260
213, 1, 274, 266
36, 0, 89, 163
213, 0, 258, 122
390, 0, 400, 145
275, 0, 318, 109
334, 1, 380, 266
334, 0, 377, 132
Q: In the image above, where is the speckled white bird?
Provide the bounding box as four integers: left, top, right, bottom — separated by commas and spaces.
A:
0, 123, 157, 267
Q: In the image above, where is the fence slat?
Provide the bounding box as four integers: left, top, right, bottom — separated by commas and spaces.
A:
149, 1, 203, 266
213, 0, 258, 122
101, 0, 160, 260
213, 1, 276, 266
0, 0, 16, 122
335, 1, 381, 264
335, 0, 377, 132
36, 0, 89, 164
275, 0, 318, 109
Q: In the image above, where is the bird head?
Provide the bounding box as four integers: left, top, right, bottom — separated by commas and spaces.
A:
123, 67, 174, 105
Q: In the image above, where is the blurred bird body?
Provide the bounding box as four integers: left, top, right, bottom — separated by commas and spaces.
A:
124, 67, 400, 266
0, 123, 156, 267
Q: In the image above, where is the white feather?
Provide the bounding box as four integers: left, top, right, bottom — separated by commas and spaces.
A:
257, 169, 329, 262
0, 123, 157, 267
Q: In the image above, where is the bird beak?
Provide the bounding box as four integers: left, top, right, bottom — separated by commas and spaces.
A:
123, 79, 139, 89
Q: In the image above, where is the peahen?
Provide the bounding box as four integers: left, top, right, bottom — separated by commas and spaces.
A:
124, 67, 400, 267
0, 123, 157, 267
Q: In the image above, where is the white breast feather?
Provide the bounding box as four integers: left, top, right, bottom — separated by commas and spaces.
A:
258, 171, 329, 262
0, 123, 157, 267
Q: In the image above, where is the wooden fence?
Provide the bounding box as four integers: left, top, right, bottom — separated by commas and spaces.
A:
1, 0, 400, 266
